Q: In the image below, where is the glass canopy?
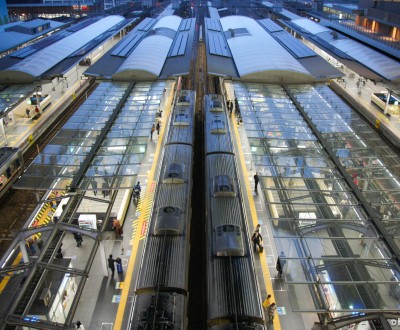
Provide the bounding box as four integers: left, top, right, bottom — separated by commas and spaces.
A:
233, 82, 400, 314
15, 81, 165, 192
0, 85, 35, 116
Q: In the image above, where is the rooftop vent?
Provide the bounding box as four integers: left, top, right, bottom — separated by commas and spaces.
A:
163, 163, 185, 184
155, 206, 183, 235
213, 175, 236, 197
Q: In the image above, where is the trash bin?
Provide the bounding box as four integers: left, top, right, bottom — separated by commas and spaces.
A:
116, 257, 123, 273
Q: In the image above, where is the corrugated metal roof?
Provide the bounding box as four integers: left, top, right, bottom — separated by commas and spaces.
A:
220, 16, 313, 82
291, 18, 331, 35
153, 15, 182, 31
331, 38, 400, 82
0, 16, 125, 83
290, 18, 400, 81
112, 35, 173, 80
0, 19, 66, 53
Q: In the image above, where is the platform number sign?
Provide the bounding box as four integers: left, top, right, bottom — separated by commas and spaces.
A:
277, 306, 286, 315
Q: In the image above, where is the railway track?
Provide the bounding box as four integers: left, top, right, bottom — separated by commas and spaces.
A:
0, 80, 98, 259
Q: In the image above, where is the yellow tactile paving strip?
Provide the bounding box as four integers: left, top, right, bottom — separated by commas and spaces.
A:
113, 102, 171, 329
230, 115, 282, 330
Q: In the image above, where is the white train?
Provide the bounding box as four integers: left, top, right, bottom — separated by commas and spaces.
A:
127, 90, 195, 329
204, 94, 264, 329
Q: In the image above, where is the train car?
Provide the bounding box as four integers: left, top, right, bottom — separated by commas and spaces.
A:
0, 147, 24, 199
204, 94, 264, 329
128, 90, 195, 329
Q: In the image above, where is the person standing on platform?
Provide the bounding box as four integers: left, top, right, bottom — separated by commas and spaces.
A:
108, 254, 116, 277
91, 180, 97, 196
254, 172, 259, 192
252, 230, 263, 252
262, 294, 272, 310
150, 124, 155, 140
26, 108, 30, 118
267, 303, 277, 323
75, 321, 84, 329
26, 237, 35, 255
276, 251, 286, 278
73, 232, 83, 247
112, 218, 123, 239
156, 122, 160, 135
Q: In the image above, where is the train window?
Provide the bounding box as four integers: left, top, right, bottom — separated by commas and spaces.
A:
177, 94, 190, 105
210, 100, 223, 112
213, 175, 236, 197
174, 112, 189, 126
155, 206, 183, 235
215, 224, 244, 257
163, 163, 185, 184
210, 119, 226, 134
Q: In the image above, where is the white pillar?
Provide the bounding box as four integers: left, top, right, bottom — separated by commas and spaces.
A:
0, 120, 8, 146
384, 90, 391, 115
19, 240, 30, 263
99, 241, 110, 276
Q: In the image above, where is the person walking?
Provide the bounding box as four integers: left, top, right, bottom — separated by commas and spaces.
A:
267, 302, 277, 323
73, 232, 83, 247
254, 224, 261, 235
108, 254, 116, 277
156, 122, 160, 135
26, 108, 31, 118
150, 124, 155, 140
252, 230, 263, 252
254, 172, 259, 192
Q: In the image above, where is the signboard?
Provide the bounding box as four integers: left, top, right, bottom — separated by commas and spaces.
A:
78, 214, 97, 229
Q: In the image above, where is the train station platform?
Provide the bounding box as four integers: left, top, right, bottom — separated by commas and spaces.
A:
0, 35, 121, 151
0, 79, 81, 150
56, 85, 175, 330
302, 39, 400, 151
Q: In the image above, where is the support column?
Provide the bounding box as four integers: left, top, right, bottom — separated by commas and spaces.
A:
99, 241, 110, 276
19, 240, 30, 263
384, 89, 391, 115
0, 120, 8, 146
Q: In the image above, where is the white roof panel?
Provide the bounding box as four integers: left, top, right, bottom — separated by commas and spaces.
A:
291, 18, 331, 35
331, 39, 400, 82
220, 16, 312, 81
153, 15, 182, 32
113, 35, 172, 80
0, 16, 124, 82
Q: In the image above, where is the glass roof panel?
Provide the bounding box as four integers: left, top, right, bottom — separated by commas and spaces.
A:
14, 81, 165, 191
233, 81, 400, 313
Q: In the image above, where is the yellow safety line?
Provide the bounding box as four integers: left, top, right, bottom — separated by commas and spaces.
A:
113, 100, 171, 329
0, 254, 22, 293
230, 116, 282, 330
